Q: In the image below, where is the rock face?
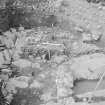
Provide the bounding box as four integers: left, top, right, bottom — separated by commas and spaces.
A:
70, 53, 105, 80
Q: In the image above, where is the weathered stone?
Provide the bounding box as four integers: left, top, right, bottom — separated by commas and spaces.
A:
56, 63, 73, 97
71, 41, 101, 56
12, 59, 32, 68
51, 55, 67, 64
30, 80, 43, 89
7, 76, 30, 89
70, 53, 105, 80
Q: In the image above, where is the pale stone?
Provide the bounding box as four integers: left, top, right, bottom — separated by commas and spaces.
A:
32, 62, 40, 68
91, 31, 101, 41
18, 26, 25, 31
56, 63, 73, 97
58, 97, 75, 105
5, 38, 15, 48
52, 55, 67, 64
1, 69, 11, 72
71, 53, 105, 80
15, 76, 31, 83
71, 41, 100, 55
2, 49, 11, 62
15, 37, 27, 50
8, 76, 30, 89
0, 52, 5, 67
0, 51, 11, 67
12, 50, 22, 61
40, 92, 53, 101
74, 26, 83, 32
57, 87, 72, 97
30, 80, 43, 88
3, 30, 16, 42
82, 33, 92, 41
12, 59, 32, 68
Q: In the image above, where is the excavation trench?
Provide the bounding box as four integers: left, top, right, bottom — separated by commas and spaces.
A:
73, 79, 105, 95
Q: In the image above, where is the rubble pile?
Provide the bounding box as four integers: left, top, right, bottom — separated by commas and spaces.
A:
0, 27, 74, 105
0, 24, 105, 105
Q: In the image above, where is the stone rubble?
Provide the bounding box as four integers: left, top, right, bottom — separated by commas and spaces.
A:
0, 10, 105, 104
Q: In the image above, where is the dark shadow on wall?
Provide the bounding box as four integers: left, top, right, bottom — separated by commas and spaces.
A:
0, 0, 59, 32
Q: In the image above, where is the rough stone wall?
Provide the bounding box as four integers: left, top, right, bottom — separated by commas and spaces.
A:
58, 0, 105, 38
0, 0, 62, 31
